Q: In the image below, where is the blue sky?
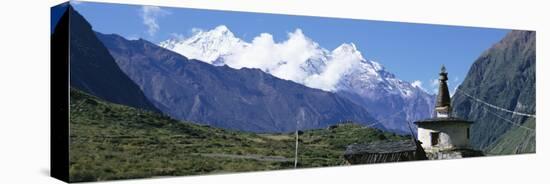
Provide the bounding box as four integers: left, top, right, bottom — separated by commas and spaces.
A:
70, 1, 509, 94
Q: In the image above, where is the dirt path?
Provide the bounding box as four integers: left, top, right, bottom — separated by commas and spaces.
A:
194, 153, 292, 162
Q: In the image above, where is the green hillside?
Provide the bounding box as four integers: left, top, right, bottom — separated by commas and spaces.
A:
485, 118, 536, 155
69, 88, 406, 182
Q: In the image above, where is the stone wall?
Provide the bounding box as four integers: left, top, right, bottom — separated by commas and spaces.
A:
418, 122, 470, 150
425, 149, 484, 160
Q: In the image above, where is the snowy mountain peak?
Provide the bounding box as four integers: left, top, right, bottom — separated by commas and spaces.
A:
331, 43, 365, 61
333, 43, 358, 54
214, 25, 229, 31
159, 25, 245, 63
334, 42, 357, 52
209, 25, 233, 37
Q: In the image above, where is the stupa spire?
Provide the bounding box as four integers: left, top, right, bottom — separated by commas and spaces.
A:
435, 65, 451, 117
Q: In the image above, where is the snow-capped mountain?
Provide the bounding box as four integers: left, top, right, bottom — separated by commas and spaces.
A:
159, 25, 248, 65
336, 57, 435, 133
159, 25, 435, 133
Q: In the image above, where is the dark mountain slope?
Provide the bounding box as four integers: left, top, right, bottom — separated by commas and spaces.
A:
451, 30, 535, 151
96, 33, 378, 133
54, 5, 158, 112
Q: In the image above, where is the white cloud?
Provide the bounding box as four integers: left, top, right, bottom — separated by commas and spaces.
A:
220, 29, 361, 91
224, 29, 320, 82
141, 6, 169, 37
304, 45, 361, 91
